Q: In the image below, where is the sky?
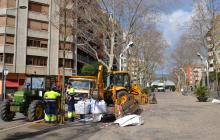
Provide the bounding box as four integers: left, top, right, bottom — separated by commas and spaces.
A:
155, 0, 194, 75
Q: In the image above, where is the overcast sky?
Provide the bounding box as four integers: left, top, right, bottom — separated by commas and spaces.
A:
155, 0, 194, 74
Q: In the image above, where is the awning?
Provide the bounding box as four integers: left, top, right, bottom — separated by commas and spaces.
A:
6, 80, 19, 88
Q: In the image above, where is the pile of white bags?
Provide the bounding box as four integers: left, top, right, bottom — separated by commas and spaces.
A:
74, 100, 91, 114
91, 100, 107, 114
74, 99, 107, 115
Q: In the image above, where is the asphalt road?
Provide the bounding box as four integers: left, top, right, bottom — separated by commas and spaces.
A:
0, 112, 26, 130
1, 92, 220, 140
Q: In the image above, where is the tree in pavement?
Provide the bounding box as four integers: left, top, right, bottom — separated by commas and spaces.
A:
171, 33, 201, 89
128, 25, 168, 87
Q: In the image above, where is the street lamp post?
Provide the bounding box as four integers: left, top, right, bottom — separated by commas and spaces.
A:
119, 41, 134, 71
197, 53, 210, 89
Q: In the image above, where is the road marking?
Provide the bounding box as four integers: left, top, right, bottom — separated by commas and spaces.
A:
0, 119, 44, 133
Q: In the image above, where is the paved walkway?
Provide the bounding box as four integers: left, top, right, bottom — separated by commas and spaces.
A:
1, 92, 220, 140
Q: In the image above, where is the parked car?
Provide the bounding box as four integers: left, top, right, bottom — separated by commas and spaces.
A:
157, 82, 165, 92
157, 86, 165, 92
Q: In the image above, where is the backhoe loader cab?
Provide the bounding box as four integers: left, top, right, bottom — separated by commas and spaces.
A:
109, 71, 131, 90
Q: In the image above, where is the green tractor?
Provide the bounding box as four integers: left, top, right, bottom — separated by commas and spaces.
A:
0, 76, 50, 121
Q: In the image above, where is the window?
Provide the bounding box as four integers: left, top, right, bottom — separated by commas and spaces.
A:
41, 43, 47, 48
59, 58, 73, 68
0, 16, 6, 26
0, 16, 15, 27
41, 22, 48, 31
59, 42, 72, 51
0, 35, 4, 44
27, 37, 48, 48
0, 53, 14, 64
0, 0, 7, 8
0, 53, 3, 62
0, 34, 15, 45
5, 35, 14, 45
7, 0, 16, 8
0, 0, 16, 8
5, 53, 13, 64
29, 2, 41, 12
28, 19, 48, 31
26, 55, 47, 66
29, 2, 49, 15
60, 24, 73, 36
6, 16, 15, 27
110, 74, 130, 87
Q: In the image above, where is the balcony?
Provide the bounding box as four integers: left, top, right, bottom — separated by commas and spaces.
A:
27, 47, 48, 57
29, 11, 49, 22
0, 64, 14, 73
60, 35, 74, 42
59, 68, 73, 76
58, 50, 73, 59
0, 27, 15, 34
28, 29, 48, 39
0, 44, 14, 53
0, 9, 16, 16
26, 65, 47, 75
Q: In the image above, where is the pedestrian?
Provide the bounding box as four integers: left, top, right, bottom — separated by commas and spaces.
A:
44, 86, 61, 124
66, 83, 76, 122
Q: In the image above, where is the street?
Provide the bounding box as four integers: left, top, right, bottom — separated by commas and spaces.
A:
0, 92, 220, 140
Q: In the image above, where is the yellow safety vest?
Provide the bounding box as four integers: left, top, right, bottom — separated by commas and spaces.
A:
67, 87, 75, 95
44, 90, 61, 99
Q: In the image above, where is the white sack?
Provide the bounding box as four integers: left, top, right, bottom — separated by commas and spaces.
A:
91, 100, 107, 114
212, 99, 220, 104
74, 101, 90, 114
114, 115, 144, 127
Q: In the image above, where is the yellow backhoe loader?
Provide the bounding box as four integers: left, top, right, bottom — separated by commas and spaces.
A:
91, 65, 148, 118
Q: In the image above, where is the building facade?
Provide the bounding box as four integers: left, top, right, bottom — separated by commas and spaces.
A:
207, 14, 220, 73
192, 65, 203, 86
0, 0, 105, 95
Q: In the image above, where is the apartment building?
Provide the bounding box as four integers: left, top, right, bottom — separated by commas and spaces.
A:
191, 65, 203, 86
0, 0, 104, 95
207, 14, 220, 73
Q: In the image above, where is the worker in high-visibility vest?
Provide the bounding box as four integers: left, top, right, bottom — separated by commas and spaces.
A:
66, 84, 76, 122
44, 87, 61, 124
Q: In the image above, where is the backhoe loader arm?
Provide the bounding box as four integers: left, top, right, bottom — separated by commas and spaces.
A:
96, 65, 104, 100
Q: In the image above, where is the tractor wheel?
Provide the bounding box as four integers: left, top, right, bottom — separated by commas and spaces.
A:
0, 100, 15, 121
117, 90, 128, 105
27, 100, 44, 121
